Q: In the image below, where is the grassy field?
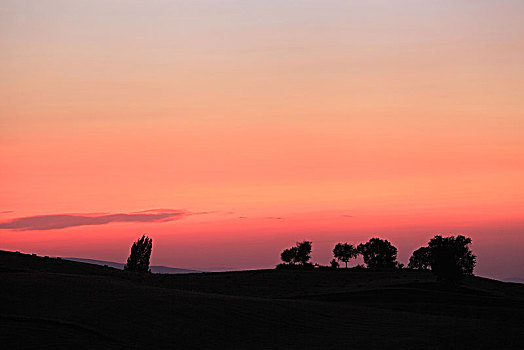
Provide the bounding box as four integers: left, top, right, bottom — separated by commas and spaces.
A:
1, 250, 523, 349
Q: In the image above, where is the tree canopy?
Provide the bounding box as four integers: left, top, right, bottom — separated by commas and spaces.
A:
280, 241, 312, 266
427, 235, 476, 282
124, 235, 153, 273
357, 238, 398, 269
294, 241, 312, 265
333, 243, 358, 268
408, 246, 431, 270
280, 247, 297, 264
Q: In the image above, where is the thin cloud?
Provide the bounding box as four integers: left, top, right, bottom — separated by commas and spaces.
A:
235, 216, 284, 220
0, 209, 193, 231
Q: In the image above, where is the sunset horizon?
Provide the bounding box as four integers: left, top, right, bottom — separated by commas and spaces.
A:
2, 0, 524, 281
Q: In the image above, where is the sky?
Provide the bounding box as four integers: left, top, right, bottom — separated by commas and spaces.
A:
1, 0, 524, 279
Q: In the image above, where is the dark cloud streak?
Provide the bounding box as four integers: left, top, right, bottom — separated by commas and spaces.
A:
0, 210, 190, 231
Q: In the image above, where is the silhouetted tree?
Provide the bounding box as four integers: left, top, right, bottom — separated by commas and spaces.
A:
279, 241, 312, 267
124, 235, 153, 273
428, 235, 476, 282
281, 247, 297, 265
408, 246, 431, 270
333, 243, 358, 268
294, 241, 312, 265
330, 259, 339, 269
357, 238, 398, 269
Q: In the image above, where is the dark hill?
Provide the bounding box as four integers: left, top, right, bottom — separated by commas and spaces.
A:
63, 257, 200, 274
1, 250, 523, 349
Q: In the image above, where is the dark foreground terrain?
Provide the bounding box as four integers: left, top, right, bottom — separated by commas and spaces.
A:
1, 250, 523, 349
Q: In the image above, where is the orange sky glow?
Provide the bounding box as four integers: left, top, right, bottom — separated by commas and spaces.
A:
1, 1, 524, 279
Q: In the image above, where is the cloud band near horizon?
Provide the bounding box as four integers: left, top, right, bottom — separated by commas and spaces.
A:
0, 209, 194, 231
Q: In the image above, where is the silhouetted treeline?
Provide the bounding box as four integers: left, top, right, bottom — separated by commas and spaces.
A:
122, 232, 475, 283
278, 235, 476, 281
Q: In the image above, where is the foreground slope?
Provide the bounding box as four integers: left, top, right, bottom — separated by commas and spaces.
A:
1, 250, 523, 349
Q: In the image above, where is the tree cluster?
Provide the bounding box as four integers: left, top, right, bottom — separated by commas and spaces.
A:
280, 237, 399, 270
279, 235, 476, 281
408, 235, 476, 282
279, 241, 313, 268
331, 238, 399, 269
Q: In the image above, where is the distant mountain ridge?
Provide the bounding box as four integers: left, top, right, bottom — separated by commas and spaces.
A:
503, 277, 524, 284
63, 257, 200, 274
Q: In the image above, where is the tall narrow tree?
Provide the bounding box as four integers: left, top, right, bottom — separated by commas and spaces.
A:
124, 235, 153, 273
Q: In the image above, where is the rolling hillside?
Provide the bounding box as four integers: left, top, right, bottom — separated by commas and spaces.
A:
1, 250, 523, 349
63, 257, 200, 274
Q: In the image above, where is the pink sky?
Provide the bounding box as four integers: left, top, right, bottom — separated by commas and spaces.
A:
1, 1, 524, 279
